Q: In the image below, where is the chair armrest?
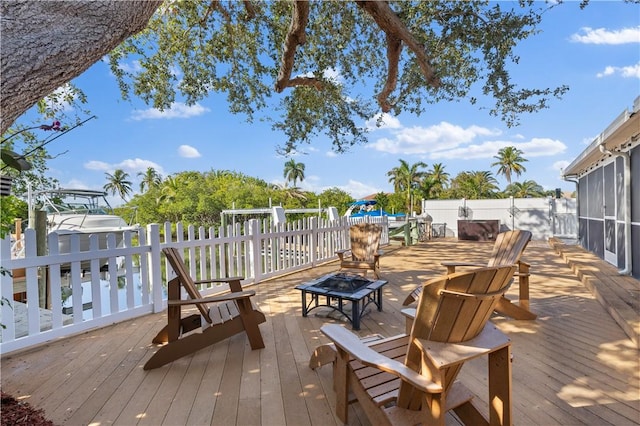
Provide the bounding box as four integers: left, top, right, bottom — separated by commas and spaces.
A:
414, 323, 511, 368
193, 276, 244, 286
441, 261, 484, 268
401, 308, 416, 320
168, 290, 256, 306
321, 324, 442, 394
336, 249, 351, 261
441, 261, 485, 274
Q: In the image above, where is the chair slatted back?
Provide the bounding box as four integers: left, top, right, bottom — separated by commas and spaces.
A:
399, 265, 516, 407
349, 223, 382, 262
487, 230, 532, 267
163, 247, 211, 322
429, 266, 515, 342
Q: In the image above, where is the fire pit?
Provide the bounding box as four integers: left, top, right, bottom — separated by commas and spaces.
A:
313, 273, 371, 293
295, 272, 388, 330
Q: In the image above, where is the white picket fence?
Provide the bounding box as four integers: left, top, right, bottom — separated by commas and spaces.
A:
0, 216, 389, 354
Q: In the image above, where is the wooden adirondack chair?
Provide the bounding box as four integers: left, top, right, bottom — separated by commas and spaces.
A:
321, 265, 516, 426
336, 222, 383, 278
144, 247, 265, 370
402, 229, 535, 320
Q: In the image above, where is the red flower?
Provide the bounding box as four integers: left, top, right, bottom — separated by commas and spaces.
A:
40, 121, 62, 131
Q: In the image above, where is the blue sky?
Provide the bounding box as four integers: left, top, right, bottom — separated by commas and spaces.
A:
14, 1, 640, 205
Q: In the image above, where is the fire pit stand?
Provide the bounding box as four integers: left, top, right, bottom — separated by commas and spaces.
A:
295, 273, 388, 330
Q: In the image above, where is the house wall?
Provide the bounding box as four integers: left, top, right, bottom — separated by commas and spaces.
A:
576, 144, 639, 279
421, 197, 577, 241
632, 145, 639, 278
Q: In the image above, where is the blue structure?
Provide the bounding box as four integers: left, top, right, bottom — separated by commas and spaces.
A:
345, 200, 406, 219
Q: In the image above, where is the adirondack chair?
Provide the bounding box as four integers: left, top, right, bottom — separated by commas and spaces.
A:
144, 247, 265, 370
321, 265, 516, 426
402, 229, 535, 320
336, 222, 383, 278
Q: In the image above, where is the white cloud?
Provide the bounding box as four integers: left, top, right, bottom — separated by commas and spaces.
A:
553, 160, 570, 174
429, 137, 566, 160
293, 67, 344, 85
596, 62, 640, 79
365, 113, 403, 130
119, 159, 165, 174
517, 138, 567, 158
368, 121, 501, 155
130, 102, 210, 120
59, 179, 90, 190
338, 179, 380, 199
299, 175, 321, 192
178, 145, 201, 158
430, 140, 505, 160
323, 67, 344, 85
570, 26, 640, 45
84, 158, 165, 176
84, 160, 111, 171
44, 84, 76, 113
118, 60, 143, 74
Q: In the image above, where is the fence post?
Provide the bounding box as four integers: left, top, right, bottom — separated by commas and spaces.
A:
310, 217, 318, 267
248, 219, 261, 282
147, 224, 164, 313
0, 235, 16, 341
35, 210, 47, 308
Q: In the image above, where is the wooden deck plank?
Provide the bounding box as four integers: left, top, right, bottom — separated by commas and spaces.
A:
272, 312, 312, 426
236, 339, 263, 426
184, 338, 230, 425
1, 239, 638, 426
49, 315, 161, 424
2, 318, 136, 403
134, 356, 189, 424
39, 320, 150, 420
281, 286, 339, 426
210, 334, 245, 425
254, 286, 287, 426
139, 337, 217, 425
113, 357, 188, 425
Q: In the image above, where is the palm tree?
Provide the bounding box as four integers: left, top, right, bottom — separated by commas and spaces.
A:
104, 169, 133, 202
491, 146, 528, 185
504, 180, 545, 198
470, 171, 499, 199
426, 162, 450, 199
137, 167, 162, 192
451, 171, 499, 199
417, 175, 437, 201
271, 182, 307, 201
160, 175, 181, 203
386, 159, 428, 214
283, 159, 305, 187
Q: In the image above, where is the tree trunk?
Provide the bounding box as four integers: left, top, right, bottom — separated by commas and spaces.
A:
1, 0, 162, 134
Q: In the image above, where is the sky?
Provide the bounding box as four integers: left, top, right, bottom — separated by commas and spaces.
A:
12, 1, 640, 206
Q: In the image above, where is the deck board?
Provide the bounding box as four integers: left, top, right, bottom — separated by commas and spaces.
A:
1, 239, 638, 426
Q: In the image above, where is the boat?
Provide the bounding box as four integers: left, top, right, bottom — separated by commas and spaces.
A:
35, 189, 140, 269
344, 200, 407, 228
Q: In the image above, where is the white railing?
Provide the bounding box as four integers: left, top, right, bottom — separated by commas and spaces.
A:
0, 216, 388, 354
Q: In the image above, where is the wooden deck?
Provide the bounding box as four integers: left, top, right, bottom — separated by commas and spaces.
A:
1, 239, 639, 425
